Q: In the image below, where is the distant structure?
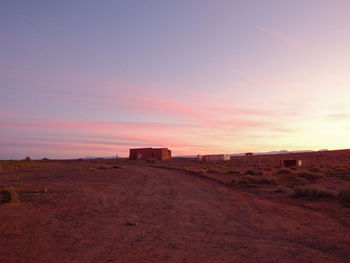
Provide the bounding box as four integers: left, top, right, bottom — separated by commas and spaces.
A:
129, 148, 171, 160
276, 158, 303, 168
245, 152, 253, 156
199, 154, 230, 162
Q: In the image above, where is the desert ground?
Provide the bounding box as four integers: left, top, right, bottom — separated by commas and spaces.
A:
1, 150, 350, 262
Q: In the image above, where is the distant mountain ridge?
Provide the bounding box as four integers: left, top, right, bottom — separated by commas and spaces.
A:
174, 149, 318, 158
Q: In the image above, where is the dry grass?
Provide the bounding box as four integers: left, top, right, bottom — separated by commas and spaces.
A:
185, 168, 207, 176
292, 185, 335, 199
275, 168, 294, 175
244, 169, 263, 176
297, 171, 324, 181
231, 175, 276, 187
245, 175, 276, 184
69, 167, 82, 172
207, 168, 221, 174
275, 185, 292, 193
338, 189, 350, 208
227, 170, 241, 175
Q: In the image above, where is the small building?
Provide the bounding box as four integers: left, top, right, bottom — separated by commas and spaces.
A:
278, 159, 303, 168
245, 152, 253, 156
129, 148, 171, 160
199, 154, 230, 162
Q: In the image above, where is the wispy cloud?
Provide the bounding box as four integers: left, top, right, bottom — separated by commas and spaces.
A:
258, 26, 302, 48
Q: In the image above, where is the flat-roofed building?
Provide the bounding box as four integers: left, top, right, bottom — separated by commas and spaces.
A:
129, 148, 171, 160
199, 154, 230, 162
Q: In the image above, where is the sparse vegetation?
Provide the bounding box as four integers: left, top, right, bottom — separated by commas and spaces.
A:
275, 168, 294, 175
292, 185, 335, 199
207, 168, 221, 174
338, 189, 350, 208
297, 171, 324, 181
0, 186, 19, 203
227, 170, 240, 175
185, 168, 207, 176
244, 175, 276, 184
275, 185, 291, 193
244, 169, 263, 176
70, 167, 82, 172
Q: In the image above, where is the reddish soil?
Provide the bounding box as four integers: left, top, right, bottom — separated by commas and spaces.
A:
0, 152, 350, 262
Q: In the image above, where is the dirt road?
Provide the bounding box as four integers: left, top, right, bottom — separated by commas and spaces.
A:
1, 164, 349, 262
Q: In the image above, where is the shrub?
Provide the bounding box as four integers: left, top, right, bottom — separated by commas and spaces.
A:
338, 189, 350, 208
308, 167, 321, 173
297, 171, 324, 181
0, 187, 19, 202
70, 167, 82, 172
24, 156, 31, 161
238, 178, 251, 186
208, 168, 221, 174
275, 185, 291, 193
244, 169, 263, 176
275, 168, 294, 175
227, 170, 240, 175
186, 168, 207, 176
292, 185, 335, 199
231, 178, 238, 186
98, 165, 108, 170
245, 175, 276, 184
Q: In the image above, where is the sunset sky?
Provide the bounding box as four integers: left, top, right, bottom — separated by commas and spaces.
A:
1, 1, 350, 159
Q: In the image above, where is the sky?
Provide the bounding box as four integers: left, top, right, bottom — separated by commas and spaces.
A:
1, 0, 350, 159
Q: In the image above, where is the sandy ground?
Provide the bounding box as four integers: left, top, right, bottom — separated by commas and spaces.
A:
0, 160, 350, 262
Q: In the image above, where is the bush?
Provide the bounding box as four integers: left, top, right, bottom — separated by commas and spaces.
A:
275, 185, 291, 193
231, 178, 238, 186
70, 167, 82, 172
308, 167, 321, 173
292, 185, 335, 199
245, 175, 276, 184
24, 156, 31, 161
186, 168, 207, 176
208, 168, 221, 174
275, 168, 294, 175
0, 187, 19, 202
244, 169, 263, 176
98, 165, 108, 170
227, 170, 240, 175
297, 171, 324, 181
338, 189, 350, 208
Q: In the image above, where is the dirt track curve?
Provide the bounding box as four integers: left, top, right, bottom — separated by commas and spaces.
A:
1, 164, 349, 262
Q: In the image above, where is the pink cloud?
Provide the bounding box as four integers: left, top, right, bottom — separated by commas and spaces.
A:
124, 96, 204, 120
0, 117, 290, 158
